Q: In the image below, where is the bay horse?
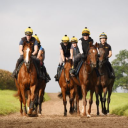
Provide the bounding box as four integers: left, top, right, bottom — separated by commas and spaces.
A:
15, 41, 38, 116
96, 46, 115, 115
72, 42, 99, 117
59, 59, 80, 116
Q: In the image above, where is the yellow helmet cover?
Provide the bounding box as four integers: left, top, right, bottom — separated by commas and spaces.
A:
33, 34, 40, 43
25, 27, 33, 35
62, 35, 70, 43
82, 27, 90, 35
71, 36, 78, 43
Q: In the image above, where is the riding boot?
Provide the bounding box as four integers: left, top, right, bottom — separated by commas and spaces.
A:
69, 61, 78, 76
54, 65, 61, 81
12, 55, 23, 78
107, 61, 115, 79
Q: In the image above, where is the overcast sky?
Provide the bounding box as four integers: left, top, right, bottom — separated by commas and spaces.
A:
0, 0, 128, 92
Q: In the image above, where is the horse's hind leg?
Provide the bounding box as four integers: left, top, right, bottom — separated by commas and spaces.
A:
61, 87, 67, 116
88, 90, 94, 117
38, 88, 43, 115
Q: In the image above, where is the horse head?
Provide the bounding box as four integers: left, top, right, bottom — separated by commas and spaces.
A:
23, 42, 33, 71
64, 59, 73, 84
86, 42, 98, 68
98, 45, 106, 68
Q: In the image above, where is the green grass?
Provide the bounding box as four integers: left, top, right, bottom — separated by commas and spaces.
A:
86, 91, 128, 117
109, 93, 128, 117
0, 90, 50, 115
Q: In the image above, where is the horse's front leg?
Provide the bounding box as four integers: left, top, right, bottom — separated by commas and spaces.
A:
19, 93, 23, 115
20, 85, 27, 116
74, 85, 80, 115
27, 90, 31, 113
61, 87, 67, 116
88, 90, 94, 117
81, 84, 87, 116
95, 86, 100, 115
28, 85, 36, 115
102, 87, 107, 114
107, 85, 112, 114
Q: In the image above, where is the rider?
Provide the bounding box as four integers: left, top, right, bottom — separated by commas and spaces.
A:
12, 27, 43, 79
70, 27, 94, 75
99, 32, 115, 78
71, 36, 80, 59
54, 35, 73, 81
33, 34, 51, 83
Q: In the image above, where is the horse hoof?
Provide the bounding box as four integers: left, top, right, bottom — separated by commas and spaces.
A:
64, 113, 67, 116
87, 114, 91, 118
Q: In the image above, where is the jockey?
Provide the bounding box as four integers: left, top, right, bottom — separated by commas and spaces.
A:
54, 35, 73, 81
70, 27, 93, 75
71, 36, 80, 59
33, 34, 51, 83
12, 27, 43, 79
99, 32, 115, 78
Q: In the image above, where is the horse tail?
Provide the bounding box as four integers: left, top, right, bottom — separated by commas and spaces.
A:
77, 85, 82, 100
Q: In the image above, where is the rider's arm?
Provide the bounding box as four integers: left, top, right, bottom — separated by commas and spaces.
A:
60, 50, 65, 62
32, 45, 38, 55
37, 50, 44, 61
70, 46, 73, 59
108, 45, 112, 58
108, 51, 112, 58
32, 40, 38, 55
19, 45, 23, 55
78, 40, 83, 54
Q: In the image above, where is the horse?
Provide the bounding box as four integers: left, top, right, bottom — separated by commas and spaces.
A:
15, 41, 38, 116
96, 46, 115, 115
72, 42, 99, 117
59, 59, 80, 116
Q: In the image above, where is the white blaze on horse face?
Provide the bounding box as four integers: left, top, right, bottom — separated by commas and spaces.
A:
25, 48, 30, 63
93, 50, 95, 53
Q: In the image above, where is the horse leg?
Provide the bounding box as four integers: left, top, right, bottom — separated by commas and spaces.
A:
74, 85, 80, 115
20, 86, 27, 116
28, 85, 36, 115
61, 87, 67, 116
102, 87, 107, 114
38, 88, 43, 115
19, 93, 23, 115
88, 90, 94, 117
95, 86, 100, 115
69, 89, 74, 114
27, 90, 31, 113
99, 91, 103, 114
107, 85, 112, 113
81, 84, 87, 116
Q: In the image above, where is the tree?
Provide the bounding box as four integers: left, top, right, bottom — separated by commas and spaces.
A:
112, 49, 128, 91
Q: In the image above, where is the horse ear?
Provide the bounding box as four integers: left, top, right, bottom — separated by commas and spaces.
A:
95, 42, 99, 49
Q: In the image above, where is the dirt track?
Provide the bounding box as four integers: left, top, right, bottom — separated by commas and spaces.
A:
0, 93, 128, 128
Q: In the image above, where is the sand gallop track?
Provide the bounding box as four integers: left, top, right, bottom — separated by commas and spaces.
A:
0, 93, 128, 128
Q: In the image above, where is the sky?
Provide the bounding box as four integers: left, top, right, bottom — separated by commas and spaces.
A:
0, 0, 128, 92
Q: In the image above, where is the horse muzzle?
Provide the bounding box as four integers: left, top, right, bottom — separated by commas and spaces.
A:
91, 63, 97, 68
24, 61, 30, 70
66, 79, 70, 84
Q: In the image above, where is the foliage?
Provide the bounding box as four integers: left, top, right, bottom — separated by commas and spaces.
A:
112, 49, 128, 91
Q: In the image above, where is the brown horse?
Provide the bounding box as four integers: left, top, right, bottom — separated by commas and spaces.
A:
15, 42, 38, 116
72, 42, 99, 117
96, 46, 115, 115
59, 59, 79, 116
